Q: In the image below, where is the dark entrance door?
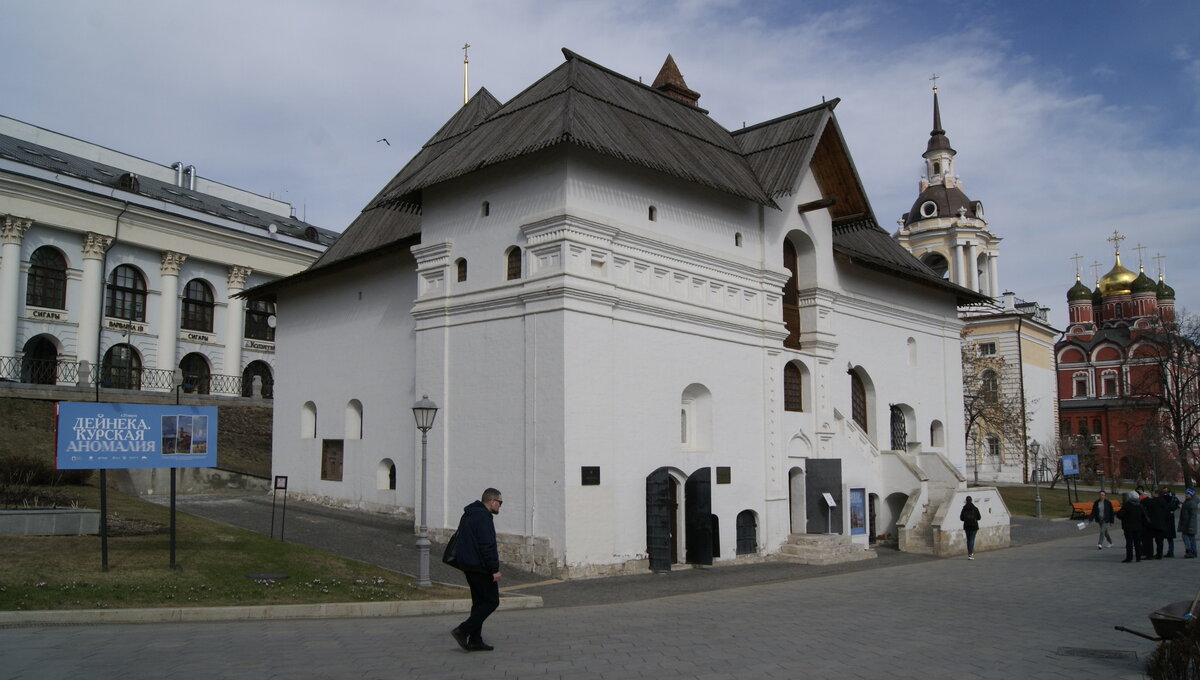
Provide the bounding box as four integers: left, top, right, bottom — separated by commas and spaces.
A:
685, 467, 713, 565
868, 494, 878, 544
21, 336, 57, 384
805, 459, 843, 534
646, 468, 674, 572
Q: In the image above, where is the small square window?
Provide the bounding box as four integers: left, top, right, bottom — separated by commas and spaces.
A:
978, 342, 996, 356
581, 466, 600, 486
716, 467, 731, 484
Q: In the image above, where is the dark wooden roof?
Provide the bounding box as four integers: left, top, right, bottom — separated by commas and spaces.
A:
254, 49, 974, 304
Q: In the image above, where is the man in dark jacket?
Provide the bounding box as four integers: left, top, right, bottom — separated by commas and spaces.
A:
450, 488, 503, 652
1117, 491, 1150, 563
1147, 487, 1180, 558
1088, 490, 1115, 549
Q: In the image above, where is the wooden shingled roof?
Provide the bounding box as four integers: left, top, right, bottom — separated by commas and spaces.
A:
245, 48, 982, 304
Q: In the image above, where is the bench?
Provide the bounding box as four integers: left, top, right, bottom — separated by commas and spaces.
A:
1071, 500, 1121, 519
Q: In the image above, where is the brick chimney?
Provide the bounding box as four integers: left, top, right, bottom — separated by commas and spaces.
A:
652, 54, 701, 107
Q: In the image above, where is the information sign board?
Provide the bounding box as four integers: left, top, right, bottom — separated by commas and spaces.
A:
56, 401, 218, 469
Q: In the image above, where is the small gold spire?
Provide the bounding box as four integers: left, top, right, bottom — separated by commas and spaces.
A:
1070, 253, 1083, 278
463, 43, 471, 105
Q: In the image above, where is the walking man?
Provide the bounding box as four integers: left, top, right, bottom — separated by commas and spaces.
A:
1180, 488, 1198, 558
450, 488, 503, 652
1089, 490, 1115, 549
1117, 491, 1150, 563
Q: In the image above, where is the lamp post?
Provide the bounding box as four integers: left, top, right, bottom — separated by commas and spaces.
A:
1030, 439, 1042, 519
411, 394, 439, 588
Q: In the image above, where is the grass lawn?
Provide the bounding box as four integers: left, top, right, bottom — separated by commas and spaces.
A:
0, 485, 463, 611
991, 483, 1134, 517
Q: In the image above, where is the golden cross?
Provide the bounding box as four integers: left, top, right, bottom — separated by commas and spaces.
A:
1153, 252, 1166, 278
1106, 230, 1125, 254
1090, 261, 1102, 282
1070, 253, 1083, 278
1132, 243, 1147, 268
929, 73, 939, 92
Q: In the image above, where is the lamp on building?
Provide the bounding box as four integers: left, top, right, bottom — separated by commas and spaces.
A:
411, 394, 439, 587
1030, 439, 1042, 518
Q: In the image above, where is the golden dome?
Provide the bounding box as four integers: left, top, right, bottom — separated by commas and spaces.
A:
1099, 252, 1137, 295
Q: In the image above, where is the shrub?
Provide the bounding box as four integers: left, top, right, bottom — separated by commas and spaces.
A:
0, 454, 92, 487
1146, 619, 1200, 679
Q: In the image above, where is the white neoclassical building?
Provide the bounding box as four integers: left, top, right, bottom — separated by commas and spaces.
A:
252, 50, 1008, 577
0, 115, 336, 397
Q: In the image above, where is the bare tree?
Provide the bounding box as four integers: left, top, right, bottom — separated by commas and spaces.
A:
961, 329, 1032, 481
1127, 311, 1200, 488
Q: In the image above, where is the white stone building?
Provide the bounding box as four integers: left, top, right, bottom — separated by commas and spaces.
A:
893, 91, 1059, 484
252, 51, 1006, 577
0, 115, 336, 397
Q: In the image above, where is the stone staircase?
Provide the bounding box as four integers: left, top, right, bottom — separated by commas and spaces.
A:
778, 533, 877, 566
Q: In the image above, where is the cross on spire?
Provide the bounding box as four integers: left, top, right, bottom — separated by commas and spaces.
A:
1106, 230, 1125, 255
1090, 261, 1102, 282
1133, 243, 1147, 268
1070, 253, 1083, 278
1153, 252, 1166, 278
929, 73, 939, 92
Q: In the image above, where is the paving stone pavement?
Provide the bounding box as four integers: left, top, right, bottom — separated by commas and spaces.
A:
2, 494, 1193, 679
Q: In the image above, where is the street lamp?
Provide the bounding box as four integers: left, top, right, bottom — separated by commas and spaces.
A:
1030, 439, 1042, 518
412, 394, 439, 587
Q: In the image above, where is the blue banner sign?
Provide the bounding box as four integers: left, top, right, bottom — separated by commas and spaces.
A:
1061, 454, 1080, 476
56, 402, 218, 469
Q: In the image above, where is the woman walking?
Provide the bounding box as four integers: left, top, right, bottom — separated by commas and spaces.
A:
961, 496, 982, 560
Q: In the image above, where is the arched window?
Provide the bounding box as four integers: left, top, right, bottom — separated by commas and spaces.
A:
301, 401, 317, 438
506, 247, 522, 281
378, 458, 397, 490
681, 383, 712, 451
456, 258, 468, 282
181, 279, 215, 332
244, 299, 275, 341
481, 201, 490, 217
241, 360, 273, 398
782, 239, 800, 349
26, 246, 67, 309
907, 337, 918, 366
890, 405, 907, 450
101, 343, 142, 390
345, 400, 363, 439
648, 205, 657, 221
734, 232, 743, 247
179, 353, 211, 394
784, 362, 803, 412
850, 370, 867, 432
920, 252, 950, 280
106, 265, 147, 321
930, 420, 945, 447
981, 370, 999, 404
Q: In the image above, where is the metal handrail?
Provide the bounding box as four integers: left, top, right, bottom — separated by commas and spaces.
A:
0, 355, 268, 398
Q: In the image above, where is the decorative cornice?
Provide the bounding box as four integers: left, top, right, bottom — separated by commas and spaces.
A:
81, 231, 113, 258
227, 265, 252, 289
160, 251, 188, 275
2, 215, 33, 244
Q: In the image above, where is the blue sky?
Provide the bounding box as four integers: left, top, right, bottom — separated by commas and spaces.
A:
2, 0, 1197, 328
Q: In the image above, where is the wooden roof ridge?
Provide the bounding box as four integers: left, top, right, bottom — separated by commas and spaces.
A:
734, 98, 840, 138
561, 48, 712, 114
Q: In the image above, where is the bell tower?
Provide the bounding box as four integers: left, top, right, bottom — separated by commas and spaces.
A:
894, 79, 1001, 299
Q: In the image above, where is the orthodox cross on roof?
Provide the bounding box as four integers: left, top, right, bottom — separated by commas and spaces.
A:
929, 73, 939, 92
1090, 261, 1102, 282
463, 43, 471, 105
1153, 252, 1166, 278
1133, 242, 1147, 268
1070, 253, 1083, 278
1106, 229, 1125, 255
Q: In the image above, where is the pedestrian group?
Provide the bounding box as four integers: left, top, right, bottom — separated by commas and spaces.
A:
1092, 486, 1198, 562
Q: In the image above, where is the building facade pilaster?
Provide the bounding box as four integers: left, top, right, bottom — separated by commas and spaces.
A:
156, 251, 187, 371
0, 216, 33, 361
75, 231, 113, 369
223, 265, 252, 393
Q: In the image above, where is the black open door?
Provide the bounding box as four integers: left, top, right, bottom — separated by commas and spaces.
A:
805, 459, 843, 534
646, 468, 673, 572
685, 467, 713, 565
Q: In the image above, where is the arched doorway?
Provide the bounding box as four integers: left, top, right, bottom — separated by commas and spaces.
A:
884, 492, 909, 545
21, 335, 58, 385
241, 360, 273, 398
101, 343, 141, 390
736, 510, 758, 555
179, 353, 211, 394
646, 467, 713, 571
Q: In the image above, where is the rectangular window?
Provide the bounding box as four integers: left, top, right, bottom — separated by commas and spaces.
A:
1102, 375, 1118, 396
978, 342, 996, 356
1073, 377, 1088, 397
321, 439, 344, 481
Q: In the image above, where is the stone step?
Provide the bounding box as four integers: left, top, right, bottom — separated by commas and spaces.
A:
778, 533, 878, 566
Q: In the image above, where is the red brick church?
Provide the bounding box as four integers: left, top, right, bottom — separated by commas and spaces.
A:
1055, 232, 1184, 483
